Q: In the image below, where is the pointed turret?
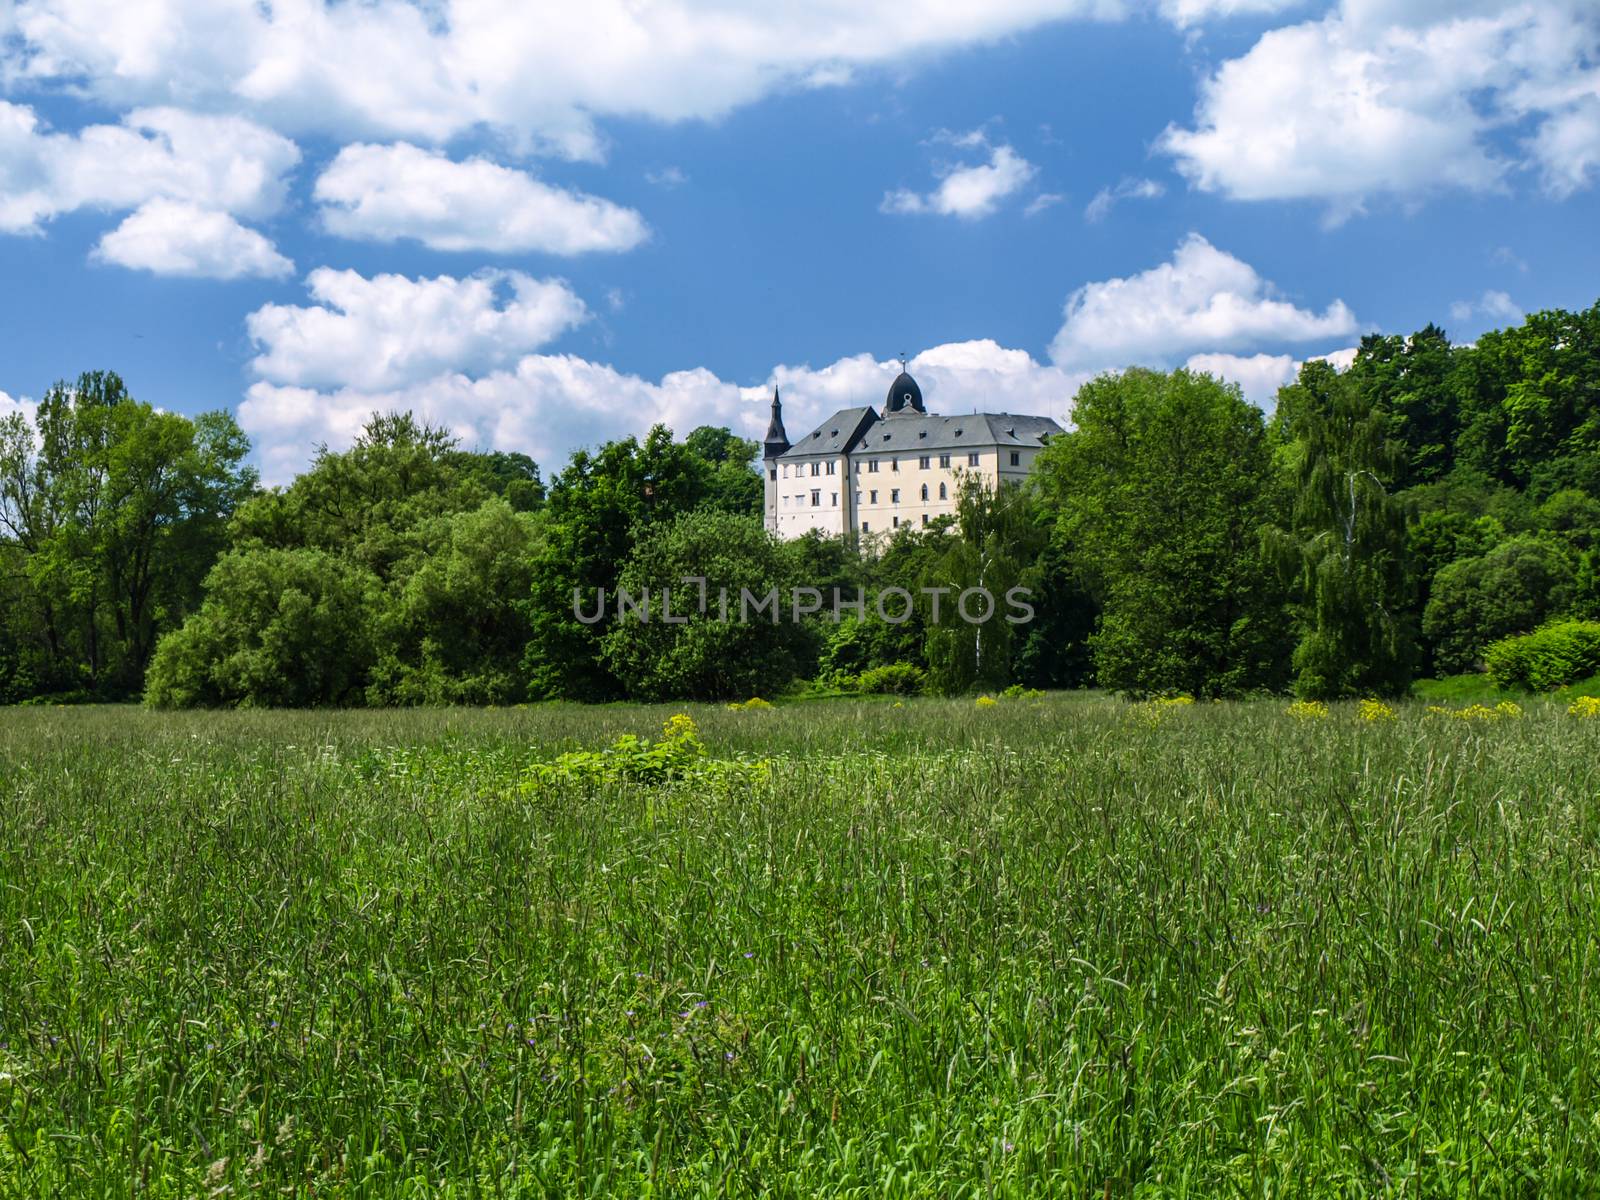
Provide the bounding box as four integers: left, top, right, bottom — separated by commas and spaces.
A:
763, 387, 791, 459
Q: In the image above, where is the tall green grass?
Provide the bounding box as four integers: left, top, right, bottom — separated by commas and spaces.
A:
1, 698, 1597, 1195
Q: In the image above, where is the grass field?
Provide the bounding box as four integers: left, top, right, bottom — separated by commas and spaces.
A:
1, 697, 1598, 1196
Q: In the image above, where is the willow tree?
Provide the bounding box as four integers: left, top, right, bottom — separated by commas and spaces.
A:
921, 474, 1044, 694
1268, 361, 1416, 698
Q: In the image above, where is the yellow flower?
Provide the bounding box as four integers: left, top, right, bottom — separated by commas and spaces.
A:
1494, 700, 1522, 718
1568, 695, 1600, 718
726, 697, 773, 711
1358, 698, 1396, 722
1287, 700, 1328, 721
975, 695, 998, 708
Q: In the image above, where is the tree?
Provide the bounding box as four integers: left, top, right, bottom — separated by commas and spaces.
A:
921, 475, 1045, 694
144, 548, 376, 708
1267, 361, 1415, 698
367, 498, 545, 705
525, 425, 713, 700
1035, 368, 1291, 697
0, 371, 255, 699
684, 425, 764, 518
1422, 535, 1579, 674
600, 510, 807, 700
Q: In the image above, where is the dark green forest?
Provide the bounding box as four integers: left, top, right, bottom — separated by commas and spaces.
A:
3, 302, 1599, 707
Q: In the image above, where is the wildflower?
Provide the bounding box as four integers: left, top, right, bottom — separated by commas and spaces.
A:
1287, 700, 1328, 721
1569, 695, 1600, 718
1358, 698, 1396, 722
975, 695, 998, 708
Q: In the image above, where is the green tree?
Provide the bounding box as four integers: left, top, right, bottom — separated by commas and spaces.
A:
600, 510, 807, 701
367, 498, 545, 705
1422, 535, 1579, 674
144, 547, 376, 708
0, 371, 254, 699
921, 475, 1045, 695
684, 425, 764, 517
525, 425, 712, 700
1036, 368, 1290, 697
1267, 362, 1415, 698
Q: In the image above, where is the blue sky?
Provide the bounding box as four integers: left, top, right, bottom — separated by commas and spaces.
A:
2, 0, 1598, 482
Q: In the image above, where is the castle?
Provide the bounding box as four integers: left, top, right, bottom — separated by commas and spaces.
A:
762, 367, 1063, 539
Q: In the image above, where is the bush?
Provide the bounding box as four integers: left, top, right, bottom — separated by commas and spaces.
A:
1484, 620, 1600, 692
144, 548, 377, 708
856, 662, 926, 695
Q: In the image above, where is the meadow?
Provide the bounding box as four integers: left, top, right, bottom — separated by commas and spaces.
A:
1, 697, 1598, 1197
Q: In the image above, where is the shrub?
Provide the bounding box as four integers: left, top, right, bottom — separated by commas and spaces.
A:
523, 714, 768, 788
856, 663, 926, 695
1484, 620, 1600, 692
726, 697, 773, 711
1002, 684, 1046, 700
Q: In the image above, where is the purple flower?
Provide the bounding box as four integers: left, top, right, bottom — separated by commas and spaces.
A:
742, 952, 754, 959
695, 1001, 709, 1009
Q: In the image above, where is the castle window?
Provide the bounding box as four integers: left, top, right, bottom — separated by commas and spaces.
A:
891, 488, 900, 504
921, 513, 929, 526
1009, 451, 1020, 467
893, 517, 900, 528
870, 489, 878, 503
769, 468, 776, 480
861, 521, 869, 533
831, 492, 838, 506
967, 452, 980, 467
826, 461, 836, 475
939, 454, 950, 468
811, 490, 820, 506
811, 462, 820, 477
920, 484, 928, 501
868, 460, 879, 473
939, 482, 947, 500
891, 458, 898, 471
919, 455, 930, 469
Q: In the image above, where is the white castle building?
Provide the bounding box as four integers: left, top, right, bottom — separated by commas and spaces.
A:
763, 367, 1063, 539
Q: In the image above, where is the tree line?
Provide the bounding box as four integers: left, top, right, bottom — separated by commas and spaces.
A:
2, 300, 1598, 706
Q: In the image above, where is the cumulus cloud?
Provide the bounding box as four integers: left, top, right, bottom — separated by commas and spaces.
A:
1159, 0, 1600, 216
0, 103, 299, 234
2, 0, 1137, 159
1049, 233, 1359, 372
314, 142, 648, 255
1157, 0, 1301, 26
882, 143, 1038, 220
1183, 352, 1298, 407
92, 199, 292, 279
0, 389, 37, 428
246, 268, 590, 392
1084, 176, 1164, 222
238, 334, 1082, 486
1449, 289, 1523, 325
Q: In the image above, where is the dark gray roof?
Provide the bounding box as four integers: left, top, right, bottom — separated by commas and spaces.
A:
777, 406, 878, 460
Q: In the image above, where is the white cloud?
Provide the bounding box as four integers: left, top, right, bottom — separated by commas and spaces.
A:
0, 102, 299, 234
1311, 346, 1359, 371
1049, 233, 1359, 372
2, 1, 1140, 159
1159, 0, 1600, 215
246, 268, 590, 391
314, 142, 648, 255
882, 144, 1038, 220
1157, 0, 1302, 27
1084, 176, 1164, 221
645, 165, 689, 188
1024, 192, 1064, 216
1449, 289, 1522, 325
1184, 352, 1298, 407
238, 338, 1082, 486
92, 199, 292, 279
0, 389, 37, 429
